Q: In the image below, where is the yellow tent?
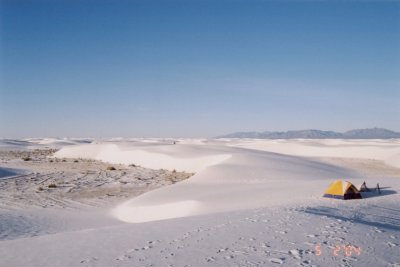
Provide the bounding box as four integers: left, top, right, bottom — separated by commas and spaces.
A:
323, 180, 362, 200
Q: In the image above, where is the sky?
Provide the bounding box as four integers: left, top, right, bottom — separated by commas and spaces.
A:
1, 0, 399, 138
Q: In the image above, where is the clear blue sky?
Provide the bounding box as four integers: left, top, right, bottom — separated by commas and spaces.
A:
1, 0, 399, 138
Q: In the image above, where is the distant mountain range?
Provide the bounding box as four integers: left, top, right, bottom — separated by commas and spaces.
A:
217, 128, 400, 139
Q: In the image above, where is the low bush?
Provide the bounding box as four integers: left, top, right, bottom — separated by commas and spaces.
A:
22, 156, 31, 161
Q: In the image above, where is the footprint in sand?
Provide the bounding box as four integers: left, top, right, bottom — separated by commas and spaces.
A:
261, 242, 271, 248
306, 234, 319, 238
217, 248, 229, 253
299, 259, 311, 266
80, 257, 98, 265
330, 236, 345, 242
115, 254, 132, 261
304, 241, 316, 247
206, 256, 216, 262
269, 257, 285, 264
289, 249, 303, 259
245, 217, 258, 223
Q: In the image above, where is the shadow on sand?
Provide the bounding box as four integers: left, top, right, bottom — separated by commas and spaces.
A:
303, 202, 400, 231
360, 188, 397, 199
0, 168, 18, 179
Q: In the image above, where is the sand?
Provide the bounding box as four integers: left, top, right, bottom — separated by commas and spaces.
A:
0, 147, 192, 241
0, 138, 399, 267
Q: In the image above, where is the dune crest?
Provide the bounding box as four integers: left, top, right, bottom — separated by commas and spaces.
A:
113, 200, 201, 223
55, 143, 231, 173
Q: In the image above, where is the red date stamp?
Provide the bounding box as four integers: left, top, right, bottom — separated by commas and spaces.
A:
315, 244, 361, 257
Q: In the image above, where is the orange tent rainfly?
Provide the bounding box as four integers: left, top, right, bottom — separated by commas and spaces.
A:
323, 180, 362, 200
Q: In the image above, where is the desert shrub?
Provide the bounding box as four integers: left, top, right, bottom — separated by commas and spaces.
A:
129, 164, 137, 167
48, 183, 57, 188
49, 159, 54, 163
62, 159, 66, 162
73, 159, 79, 163
38, 186, 44, 191
172, 169, 177, 173
22, 156, 31, 161
107, 166, 116, 171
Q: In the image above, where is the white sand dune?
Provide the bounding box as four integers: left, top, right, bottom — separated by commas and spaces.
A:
54, 139, 397, 223
1, 138, 400, 267
113, 200, 201, 223
113, 150, 364, 222
55, 143, 231, 173
226, 138, 400, 168
0, 138, 92, 150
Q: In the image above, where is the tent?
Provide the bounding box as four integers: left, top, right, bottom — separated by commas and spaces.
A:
323, 180, 362, 200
